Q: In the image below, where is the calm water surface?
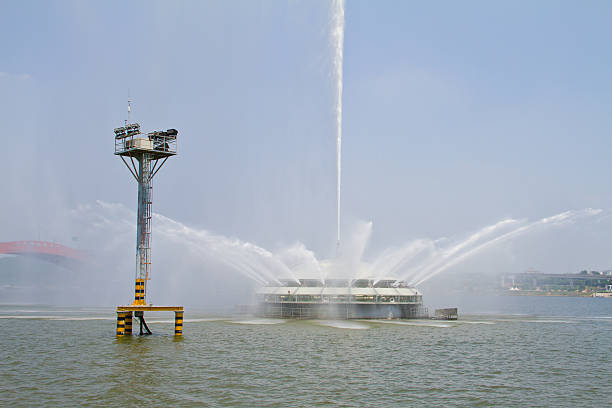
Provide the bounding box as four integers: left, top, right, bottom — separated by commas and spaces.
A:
1, 296, 611, 407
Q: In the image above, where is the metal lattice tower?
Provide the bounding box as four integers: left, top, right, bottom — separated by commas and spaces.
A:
114, 122, 178, 306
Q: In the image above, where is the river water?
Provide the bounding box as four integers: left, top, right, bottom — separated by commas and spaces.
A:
1, 296, 611, 407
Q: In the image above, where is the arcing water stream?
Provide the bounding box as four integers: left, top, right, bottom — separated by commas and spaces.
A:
391, 209, 602, 286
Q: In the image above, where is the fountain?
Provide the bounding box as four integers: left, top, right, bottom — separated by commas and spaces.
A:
67, 1, 603, 319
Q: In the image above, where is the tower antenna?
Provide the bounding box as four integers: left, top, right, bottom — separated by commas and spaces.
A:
127, 91, 131, 125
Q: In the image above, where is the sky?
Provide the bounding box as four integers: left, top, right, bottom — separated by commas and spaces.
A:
1, 1, 612, 305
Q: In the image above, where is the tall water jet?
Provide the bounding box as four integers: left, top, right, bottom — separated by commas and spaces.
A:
331, 0, 345, 254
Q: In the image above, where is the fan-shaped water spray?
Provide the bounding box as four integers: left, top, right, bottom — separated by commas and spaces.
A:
68, 201, 602, 291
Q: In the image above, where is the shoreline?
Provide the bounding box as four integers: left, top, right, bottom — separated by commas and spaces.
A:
504, 290, 606, 298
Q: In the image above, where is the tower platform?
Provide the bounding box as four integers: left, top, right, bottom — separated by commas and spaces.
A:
116, 306, 183, 336
117, 305, 183, 312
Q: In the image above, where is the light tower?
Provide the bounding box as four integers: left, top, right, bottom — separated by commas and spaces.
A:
113, 105, 183, 336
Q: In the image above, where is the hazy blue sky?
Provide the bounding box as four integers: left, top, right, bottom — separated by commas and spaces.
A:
2, 0, 612, 281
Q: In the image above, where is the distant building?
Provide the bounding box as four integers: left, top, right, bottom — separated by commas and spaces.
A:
502, 272, 612, 292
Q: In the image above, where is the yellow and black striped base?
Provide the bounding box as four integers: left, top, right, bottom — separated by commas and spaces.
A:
124, 312, 133, 335
116, 312, 127, 336
174, 311, 183, 336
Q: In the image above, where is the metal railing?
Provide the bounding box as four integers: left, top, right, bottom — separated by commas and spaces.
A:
114, 123, 177, 156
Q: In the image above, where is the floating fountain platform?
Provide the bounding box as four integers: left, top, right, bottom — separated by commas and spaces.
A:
256, 278, 429, 319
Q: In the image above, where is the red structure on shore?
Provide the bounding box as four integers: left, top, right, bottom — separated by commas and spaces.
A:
0, 241, 86, 266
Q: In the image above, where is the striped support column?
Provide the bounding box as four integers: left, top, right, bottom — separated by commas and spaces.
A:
124, 312, 132, 335
116, 312, 126, 336
174, 311, 183, 336
133, 278, 146, 305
